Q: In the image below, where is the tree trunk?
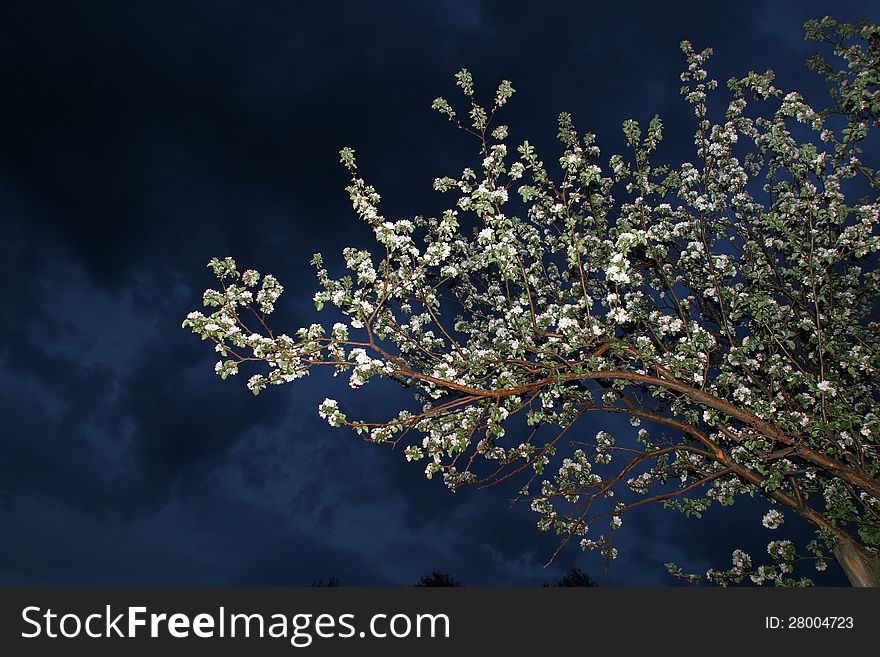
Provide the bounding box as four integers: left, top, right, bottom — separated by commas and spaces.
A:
834, 536, 880, 587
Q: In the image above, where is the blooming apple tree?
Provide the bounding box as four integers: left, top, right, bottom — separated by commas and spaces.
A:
184, 18, 880, 586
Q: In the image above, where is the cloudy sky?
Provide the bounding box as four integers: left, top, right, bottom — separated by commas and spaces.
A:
1, 0, 876, 586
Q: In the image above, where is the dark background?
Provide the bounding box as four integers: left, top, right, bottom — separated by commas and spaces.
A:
1, 0, 876, 586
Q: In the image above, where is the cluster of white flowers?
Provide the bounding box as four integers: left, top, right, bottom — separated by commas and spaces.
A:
626, 471, 653, 494
424, 241, 452, 266
318, 398, 346, 427
767, 539, 794, 560
348, 348, 391, 388
762, 509, 784, 530
255, 274, 283, 314
607, 307, 631, 323
605, 252, 631, 284
733, 385, 752, 404
731, 549, 752, 574
241, 269, 260, 286
749, 565, 772, 585
595, 431, 614, 452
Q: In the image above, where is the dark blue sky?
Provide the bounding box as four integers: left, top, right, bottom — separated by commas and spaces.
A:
1, 0, 876, 586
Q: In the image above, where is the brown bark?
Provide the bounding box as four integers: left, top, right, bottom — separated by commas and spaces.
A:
834, 536, 880, 587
